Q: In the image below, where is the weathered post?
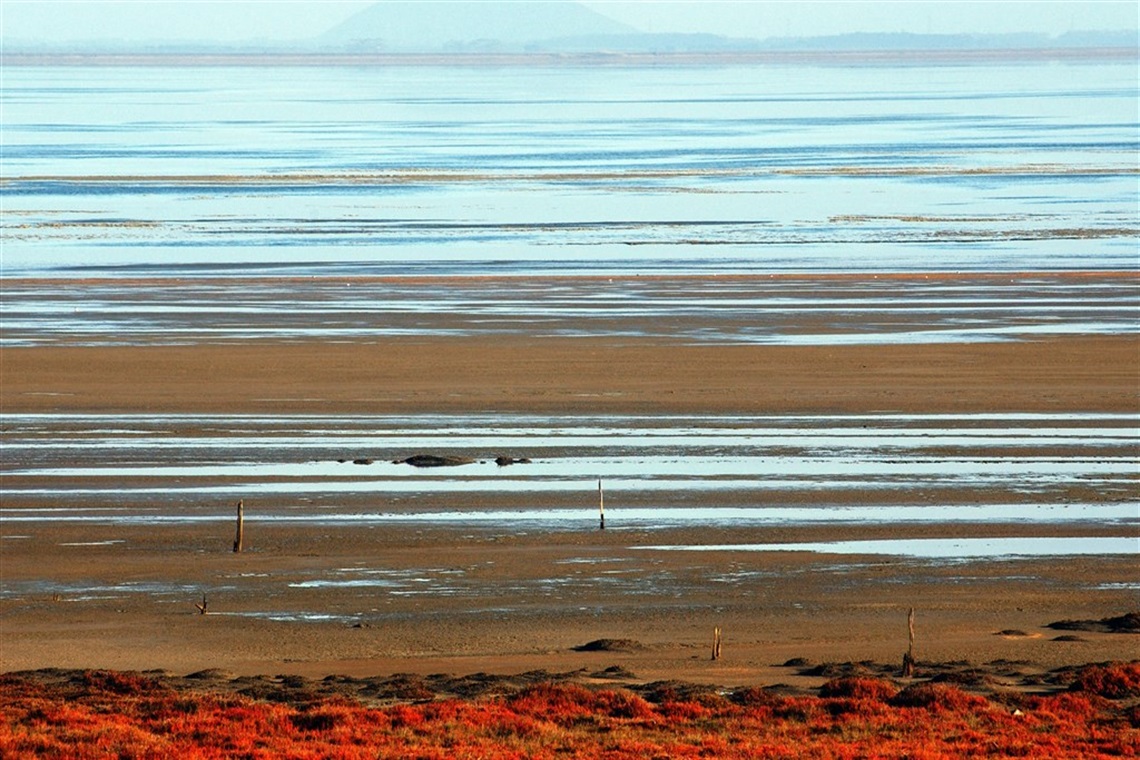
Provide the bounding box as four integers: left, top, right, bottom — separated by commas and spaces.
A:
195, 594, 208, 615
712, 626, 723, 661
902, 607, 916, 677
598, 480, 605, 530
233, 499, 244, 553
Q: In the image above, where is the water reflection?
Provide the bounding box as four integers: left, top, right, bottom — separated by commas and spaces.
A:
4, 412, 1136, 506
4, 503, 1135, 528
639, 536, 1139, 558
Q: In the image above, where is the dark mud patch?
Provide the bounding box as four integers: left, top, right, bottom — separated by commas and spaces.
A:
1047, 611, 1140, 634
573, 638, 648, 653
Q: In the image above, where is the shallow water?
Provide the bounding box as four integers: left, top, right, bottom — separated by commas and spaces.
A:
2, 274, 1137, 346
3, 413, 1136, 532
639, 536, 1139, 559
3, 503, 1136, 529
4, 62, 1136, 277
2, 60, 1137, 347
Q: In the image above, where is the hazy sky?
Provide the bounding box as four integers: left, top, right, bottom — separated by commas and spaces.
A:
585, 1, 1139, 37
2, 0, 1136, 43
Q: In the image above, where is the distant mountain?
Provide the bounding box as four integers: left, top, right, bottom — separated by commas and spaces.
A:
320, 0, 637, 52
1, 0, 1132, 58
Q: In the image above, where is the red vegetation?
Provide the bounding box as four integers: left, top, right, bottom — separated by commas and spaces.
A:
819, 677, 898, 701
1070, 663, 1140, 700
1, 670, 1138, 759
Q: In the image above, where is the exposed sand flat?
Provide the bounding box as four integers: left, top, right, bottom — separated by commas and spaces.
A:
0, 518, 1136, 683
4, 334, 1137, 416
1, 274, 1137, 684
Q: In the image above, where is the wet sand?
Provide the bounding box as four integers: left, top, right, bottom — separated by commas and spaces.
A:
5, 333, 1138, 416
1, 274, 1137, 688
1, 516, 1136, 689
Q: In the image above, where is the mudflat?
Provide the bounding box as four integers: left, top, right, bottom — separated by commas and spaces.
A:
1, 275, 1137, 691
4, 333, 1138, 416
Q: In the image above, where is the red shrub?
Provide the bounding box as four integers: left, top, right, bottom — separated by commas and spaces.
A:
819, 677, 898, 701
507, 683, 599, 723
75, 670, 164, 696
508, 683, 657, 724
1069, 662, 1140, 699
730, 686, 781, 708
658, 699, 712, 722
889, 683, 988, 711
593, 689, 657, 721
4, 669, 1138, 759
387, 703, 426, 730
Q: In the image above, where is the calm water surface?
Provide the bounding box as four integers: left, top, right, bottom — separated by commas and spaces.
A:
3, 61, 1136, 279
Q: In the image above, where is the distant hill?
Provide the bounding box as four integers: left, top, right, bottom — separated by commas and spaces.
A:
1, 0, 1133, 58
320, 0, 637, 52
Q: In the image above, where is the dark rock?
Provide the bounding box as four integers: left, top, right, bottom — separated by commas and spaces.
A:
495, 456, 533, 466
352, 458, 373, 465
572, 638, 646, 653
399, 454, 477, 468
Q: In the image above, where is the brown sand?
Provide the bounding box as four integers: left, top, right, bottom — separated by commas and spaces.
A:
4, 334, 1137, 416
1, 296, 1138, 688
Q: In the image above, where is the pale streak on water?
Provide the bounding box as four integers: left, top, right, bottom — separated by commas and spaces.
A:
0, 60, 1136, 570
4, 63, 1136, 259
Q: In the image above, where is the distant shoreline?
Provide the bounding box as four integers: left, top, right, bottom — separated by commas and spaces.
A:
3, 47, 1136, 67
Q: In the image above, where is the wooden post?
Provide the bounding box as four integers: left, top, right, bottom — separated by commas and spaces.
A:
195, 594, 208, 615
232, 499, 244, 553
598, 480, 605, 530
902, 607, 916, 677
712, 626, 723, 660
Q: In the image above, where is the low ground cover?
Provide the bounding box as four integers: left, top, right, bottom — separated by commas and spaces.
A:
1, 664, 1136, 759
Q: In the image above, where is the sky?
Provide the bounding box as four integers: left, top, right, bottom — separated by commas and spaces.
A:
1, 0, 1136, 44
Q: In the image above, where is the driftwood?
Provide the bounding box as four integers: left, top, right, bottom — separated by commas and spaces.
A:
195, 594, 208, 615
598, 480, 605, 530
902, 608, 916, 677
232, 500, 244, 553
